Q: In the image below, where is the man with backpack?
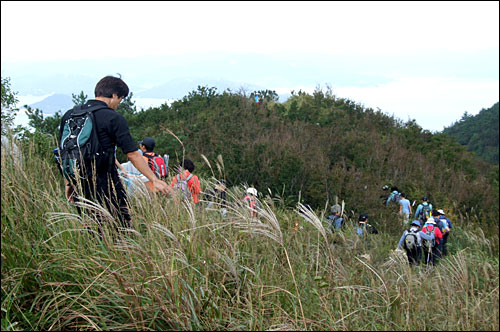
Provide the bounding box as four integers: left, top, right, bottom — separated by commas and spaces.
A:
421, 217, 443, 266
139, 137, 168, 191
356, 213, 378, 237
58, 76, 171, 235
397, 220, 423, 266
170, 158, 201, 204
414, 196, 433, 223
326, 204, 344, 231
432, 209, 450, 257
385, 187, 401, 206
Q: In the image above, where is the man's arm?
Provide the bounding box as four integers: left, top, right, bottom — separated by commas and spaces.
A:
64, 178, 75, 203
397, 232, 406, 249
127, 150, 172, 195
414, 206, 421, 219
115, 159, 128, 177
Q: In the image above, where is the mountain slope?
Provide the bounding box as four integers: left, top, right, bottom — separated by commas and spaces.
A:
29, 93, 73, 115
443, 102, 499, 165
122, 87, 499, 223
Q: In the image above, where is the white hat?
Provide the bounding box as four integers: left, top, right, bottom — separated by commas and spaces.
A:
437, 209, 445, 215
426, 217, 436, 224
246, 187, 258, 196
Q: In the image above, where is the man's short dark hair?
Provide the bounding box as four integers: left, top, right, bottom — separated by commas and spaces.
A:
94, 76, 129, 98
181, 158, 195, 172
400, 192, 406, 198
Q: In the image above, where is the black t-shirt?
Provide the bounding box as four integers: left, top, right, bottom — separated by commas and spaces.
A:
59, 99, 137, 189
59, 100, 137, 155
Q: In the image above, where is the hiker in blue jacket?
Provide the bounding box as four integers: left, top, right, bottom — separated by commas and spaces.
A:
414, 196, 433, 222
397, 220, 423, 265
385, 186, 400, 206
326, 204, 344, 231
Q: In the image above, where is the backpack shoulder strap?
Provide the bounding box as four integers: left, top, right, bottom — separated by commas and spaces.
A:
144, 152, 154, 158
186, 173, 194, 181
71, 104, 109, 116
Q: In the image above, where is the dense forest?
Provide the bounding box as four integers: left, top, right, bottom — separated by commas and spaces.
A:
6, 82, 498, 224
443, 102, 499, 165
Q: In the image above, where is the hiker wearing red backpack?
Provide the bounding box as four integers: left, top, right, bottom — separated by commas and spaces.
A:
170, 158, 201, 204
139, 137, 168, 192
421, 217, 443, 265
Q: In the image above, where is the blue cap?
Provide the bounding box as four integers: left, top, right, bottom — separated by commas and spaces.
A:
411, 220, 421, 227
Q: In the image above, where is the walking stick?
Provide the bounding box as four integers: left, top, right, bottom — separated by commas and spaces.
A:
427, 246, 432, 266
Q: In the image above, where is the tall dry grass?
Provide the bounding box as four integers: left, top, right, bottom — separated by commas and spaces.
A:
1, 135, 499, 331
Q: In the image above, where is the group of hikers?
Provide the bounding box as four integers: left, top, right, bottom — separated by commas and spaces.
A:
54, 75, 452, 268
54, 75, 263, 237
325, 185, 453, 266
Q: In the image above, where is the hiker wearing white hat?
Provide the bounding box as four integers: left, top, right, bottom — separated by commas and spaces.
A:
243, 187, 261, 219
421, 217, 443, 265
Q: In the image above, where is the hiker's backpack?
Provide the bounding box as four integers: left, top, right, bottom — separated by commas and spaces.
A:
329, 215, 344, 230
422, 225, 436, 249
434, 218, 446, 233
420, 204, 432, 221
144, 152, 167, 178
59, 104, 111, 180
404, 228, 419, 250
174, 173, 194, 200
392, 192, 401, 203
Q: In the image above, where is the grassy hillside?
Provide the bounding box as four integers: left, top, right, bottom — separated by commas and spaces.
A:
443, 102, 499, 165
2, 85, 499, 330
1, 138, 499, 331
122, 87, 499, 223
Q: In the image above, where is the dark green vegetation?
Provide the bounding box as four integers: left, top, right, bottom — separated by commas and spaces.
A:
2, 78, 499, 330
123, 86, 498, 224
443, 102, 499, 165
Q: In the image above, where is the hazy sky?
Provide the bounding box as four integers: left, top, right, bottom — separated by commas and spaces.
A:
2, 1, 499, 131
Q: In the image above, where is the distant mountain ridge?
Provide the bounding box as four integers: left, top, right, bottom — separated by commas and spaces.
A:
29, 94, 73, 115
27, 78, 291, 114
443, 102, 499, 165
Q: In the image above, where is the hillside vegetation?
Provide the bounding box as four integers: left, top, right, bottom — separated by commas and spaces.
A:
1, 137, 499, 330
122, 86, 499, 224
443, 102, 499, 165
2, 83, 499, 330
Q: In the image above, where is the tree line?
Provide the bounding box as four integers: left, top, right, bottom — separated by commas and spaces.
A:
443, 102, 499, 165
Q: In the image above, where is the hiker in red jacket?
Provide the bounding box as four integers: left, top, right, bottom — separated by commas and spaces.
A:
170, 158, 201, 204
421, 217, 443, 265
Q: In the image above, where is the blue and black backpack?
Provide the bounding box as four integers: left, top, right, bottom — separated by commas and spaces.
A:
58, 104, 112, 181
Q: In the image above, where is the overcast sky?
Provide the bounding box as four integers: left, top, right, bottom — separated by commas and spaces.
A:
2, 1, 499, 131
